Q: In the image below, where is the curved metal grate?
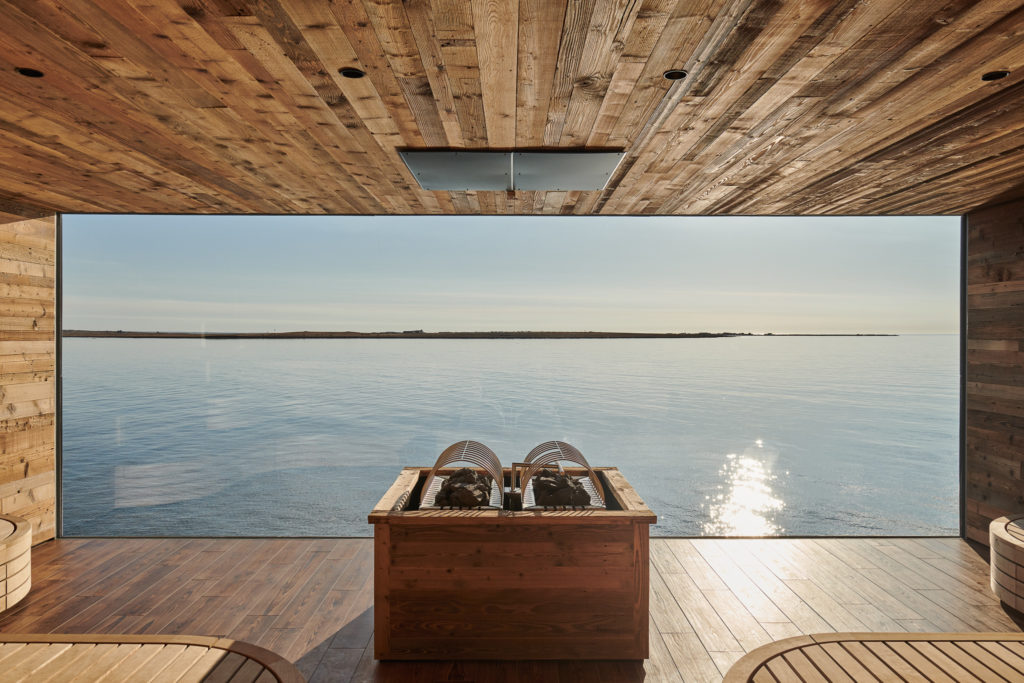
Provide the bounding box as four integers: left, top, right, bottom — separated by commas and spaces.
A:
517, 441, 605, 509
419, 440, 504, 509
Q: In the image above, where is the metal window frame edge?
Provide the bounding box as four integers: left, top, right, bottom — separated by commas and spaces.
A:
959, 213, 967, 540
56, 212, 64, 539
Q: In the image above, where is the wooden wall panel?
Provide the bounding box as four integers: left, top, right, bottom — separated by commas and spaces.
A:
0, 215, 56, 545
966, 197, 1024, 545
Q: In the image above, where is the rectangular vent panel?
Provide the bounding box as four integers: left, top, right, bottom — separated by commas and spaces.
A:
513, 151, 624, 191
399, 151, 510, 191
400, 150, 624, 191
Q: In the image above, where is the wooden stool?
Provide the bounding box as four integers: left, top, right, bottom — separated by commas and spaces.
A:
990, 515, 1024, 610
0, 514, 31, 612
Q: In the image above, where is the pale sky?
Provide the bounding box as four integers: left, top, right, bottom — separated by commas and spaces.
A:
62, 214, 960, 334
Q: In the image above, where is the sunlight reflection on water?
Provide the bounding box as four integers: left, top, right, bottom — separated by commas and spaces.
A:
703, 441, 785, 536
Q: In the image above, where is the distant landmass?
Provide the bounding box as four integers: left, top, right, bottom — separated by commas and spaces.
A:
62, 330, 897, 339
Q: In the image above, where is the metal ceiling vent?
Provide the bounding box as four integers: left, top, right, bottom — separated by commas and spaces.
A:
399, 150, 625, 191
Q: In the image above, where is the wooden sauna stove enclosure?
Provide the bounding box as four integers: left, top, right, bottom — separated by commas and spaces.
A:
369, 442, 655, 660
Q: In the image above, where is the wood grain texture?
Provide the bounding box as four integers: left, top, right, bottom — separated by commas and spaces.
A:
0, 1, 1020, 216
967, 197, 1024, 546
0, 215, 55, 546
0, 537, 1017, 682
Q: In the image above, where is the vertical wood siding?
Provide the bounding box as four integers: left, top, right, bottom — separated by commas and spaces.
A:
966, 196, 1024, 545
0, 215, 56, 544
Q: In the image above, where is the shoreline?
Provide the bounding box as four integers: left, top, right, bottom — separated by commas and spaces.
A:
62, 330, 898, 339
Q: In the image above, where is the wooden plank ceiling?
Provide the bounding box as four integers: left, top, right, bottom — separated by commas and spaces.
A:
0, 0, 1021, 217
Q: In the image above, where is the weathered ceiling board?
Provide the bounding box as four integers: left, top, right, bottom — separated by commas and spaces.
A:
0, 0, 1021, 216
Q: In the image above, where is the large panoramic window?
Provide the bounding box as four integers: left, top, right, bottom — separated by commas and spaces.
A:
61, 215, 960, 537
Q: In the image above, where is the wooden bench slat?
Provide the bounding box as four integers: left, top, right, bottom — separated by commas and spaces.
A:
155, 645, 218, 683
230, 658, 270, 683
980, 641, 1024, 676
0, 642, 45, 670
765, 656, 802, 683
840, 641, 903, 680
0, 642, 28, 666
254, 671, 278, 683
0, 633, 294, 683
100, 644, 169, 683
4, 643, 73, 681
909, 641, 985, 683
799, 644, 856, 683
819, 642, 877, 681
32, 643, 98, 683
116, 643, 190, 681
861, 641, 923, 680
202, 651, 249, 683
934, 642, 1009, 683
68, 644, 142, 682
886, 641, 959, 683
998, 640, 1024, 660
179, 647, 238, 683
782, 649, 827, 680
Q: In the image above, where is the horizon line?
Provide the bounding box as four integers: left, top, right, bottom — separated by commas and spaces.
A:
62, 329, 902, 339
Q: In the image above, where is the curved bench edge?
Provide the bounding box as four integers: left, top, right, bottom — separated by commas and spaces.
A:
722, 636, 816, 683
723, 632, 1024, 683
0, 633, 305, 683
0, 513, 31, 542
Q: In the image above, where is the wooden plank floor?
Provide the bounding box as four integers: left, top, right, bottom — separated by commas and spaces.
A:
0, 538, 1019, 682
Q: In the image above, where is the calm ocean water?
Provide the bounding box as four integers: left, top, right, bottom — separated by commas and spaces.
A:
61, 335, 959, 537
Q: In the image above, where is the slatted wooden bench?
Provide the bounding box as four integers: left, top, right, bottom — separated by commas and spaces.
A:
0, 634, 304, 682
723, 633, 1024, 682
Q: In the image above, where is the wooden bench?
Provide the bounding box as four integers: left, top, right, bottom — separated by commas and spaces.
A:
1, 514, 31, 613
723, 633, 1024, 682
0, 634, 304, 682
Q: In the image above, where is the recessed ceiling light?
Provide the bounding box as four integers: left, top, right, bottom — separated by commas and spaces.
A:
15, 67, 44, 78
982, 70, 1010, 81
663, 69, 687, 81
339, 67, 366, 79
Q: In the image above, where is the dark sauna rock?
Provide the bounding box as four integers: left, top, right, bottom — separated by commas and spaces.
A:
532, 468, 591, 506
435, 467, 492, 507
